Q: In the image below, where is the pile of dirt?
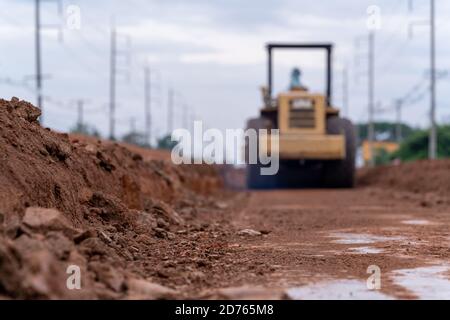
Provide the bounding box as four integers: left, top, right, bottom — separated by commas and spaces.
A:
358, 160, 450, 206
0, 97, 229, 299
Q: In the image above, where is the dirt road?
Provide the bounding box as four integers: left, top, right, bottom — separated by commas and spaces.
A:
215, 187, 450, 299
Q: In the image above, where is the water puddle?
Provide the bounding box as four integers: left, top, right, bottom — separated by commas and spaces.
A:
347, 246, 384, 254
285, 264, 450, 299
402, 219, 432, 225
329, 232, 404, 245
286, 279, 392, 300
392, 265, 450, 299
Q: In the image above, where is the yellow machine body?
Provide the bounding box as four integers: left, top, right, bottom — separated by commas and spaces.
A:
259, 90, 346, 160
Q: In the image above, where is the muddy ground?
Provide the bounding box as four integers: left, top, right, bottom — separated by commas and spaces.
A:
1, 98, 450, 299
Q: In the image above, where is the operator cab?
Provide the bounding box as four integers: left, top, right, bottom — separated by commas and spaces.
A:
289, 67, 308, 92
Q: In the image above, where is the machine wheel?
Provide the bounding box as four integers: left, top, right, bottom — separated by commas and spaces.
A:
245, 118, 277, 189
275, 160, 322, 189
322, 117, 356, 188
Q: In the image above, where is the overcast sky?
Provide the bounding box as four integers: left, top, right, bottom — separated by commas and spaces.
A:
1, 0, 449, 141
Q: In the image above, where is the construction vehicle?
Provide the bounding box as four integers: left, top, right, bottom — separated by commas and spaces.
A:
362, 140, 399, 166
246, 43, 356, 189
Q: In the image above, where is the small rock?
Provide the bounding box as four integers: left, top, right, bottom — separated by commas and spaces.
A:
126, 278, 178, 299
156, 269, 170, 279
132, 153, 143, 161
44, 140, 72, 161
96, 151, 115, 172
152, 201, 184, 225
78, 188, 94, 203
190, 271, 205, 281
19, 249, 84, 299
156, 218, 169, 229
214, 201, 228, 209
39, 149, 49, 156
78, 237, 113, 257
131, 211, 156, 235
135, 234, 154, 245
238, 229, 262, 236
73, 229, 97, 244
203, 286, 285, 300
195, 258, 210, 268
9, 98, 41, 123
420, 200, 431, 207
153, 227, 167, 239
84, 144, 97, 153
99, 231, 112, 243
45, 232, 74, 260
166, 232, 176, 241
4, 214, 21, 239
22, 207, 77, 237
89, 262, 124, 293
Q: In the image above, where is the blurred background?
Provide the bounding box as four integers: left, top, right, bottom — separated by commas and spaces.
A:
0, 0, 449, 164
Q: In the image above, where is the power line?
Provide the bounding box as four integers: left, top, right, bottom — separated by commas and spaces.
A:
342, 65, 349, 117
374, 3, 409, 66
409, 0, 438, 159
368, 31, 375, 167
167, 87, 174, 134
144, 65, 151, 146
33, 0, 63, 124
108, 21, 132, 140
35, 0, 43, 119
395, 99, 403, 143
430, 0, 437, 159
0, 11, 26, 27
109, 23, 117, 140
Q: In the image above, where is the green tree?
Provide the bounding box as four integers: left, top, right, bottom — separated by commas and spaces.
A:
392, 125, 450, 161
70, 123, 101, 138
356, 122, 418, 145
157, 134, 177, 150
374, 148, 391, 165
122, 131, 149, 148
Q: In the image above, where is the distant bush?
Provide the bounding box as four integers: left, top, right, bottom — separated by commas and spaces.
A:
357, 121, 418, 145
122, 131, 149, 148
157, 134, 177, 150
374, 148, 391, 165
392, 125, 450, 161
70, 123, 101, 138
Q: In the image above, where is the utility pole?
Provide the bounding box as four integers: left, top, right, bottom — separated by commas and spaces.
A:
409, 0, 438, 159
76, 99, 84, 129
183, 104, 189, 129
129, 117, 136, 133
342, 65, 349, 117
167, 88, 174, 134
109, 24, 117, 140
190, 111, 195, 133
395, 99, 403, 143
35, 0, 43, 120
429, 0, 437, 159
34, 0, 62, 124
144, 66, 151, 146
368, 31, 375, 167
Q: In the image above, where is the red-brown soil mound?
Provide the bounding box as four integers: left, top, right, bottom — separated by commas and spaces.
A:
358, 160, 450, 206
0, 97, 224, 299
358, 160, 450, 196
